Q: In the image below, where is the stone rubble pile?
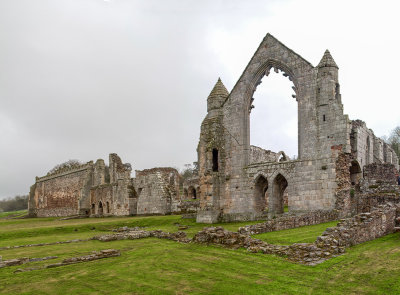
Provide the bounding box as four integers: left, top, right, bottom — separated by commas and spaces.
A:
13, 250, 120, 272
0, 256, 58, 268
93, 228, 191, 243
45, 249, 120, 269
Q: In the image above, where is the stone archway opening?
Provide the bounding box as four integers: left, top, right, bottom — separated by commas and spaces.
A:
188, 186, 197, 199
270, 174, 288, 215
254, 175, 268, 212
98, 201, 103, 215
249, 66, 298, 160
350, 161, 362, 186
106, 201, 110, 214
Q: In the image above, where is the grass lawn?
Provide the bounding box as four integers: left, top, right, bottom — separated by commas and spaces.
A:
253, 220, 339, 244
0, 209, 27, 219
0, 214, 399, 294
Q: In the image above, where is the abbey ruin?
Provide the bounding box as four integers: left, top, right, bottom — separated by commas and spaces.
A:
29, 34, 399, 226
28, 154, 199, 217
196, 33, 399, 223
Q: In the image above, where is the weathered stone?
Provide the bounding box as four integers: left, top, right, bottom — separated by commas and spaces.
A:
196, 34, 399, 223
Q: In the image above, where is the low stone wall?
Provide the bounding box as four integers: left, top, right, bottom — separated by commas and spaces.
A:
178, 200, 200, 214
13, 250, 120, 273
92, 228, 191, 243
0, 256, 57, 268
316, 204, 396, 248
238, 210, 338, 235
195, 204, 398, 265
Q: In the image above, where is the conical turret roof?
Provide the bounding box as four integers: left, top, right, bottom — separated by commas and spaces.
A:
208, 78, 229, 100
317, 50, 338, 69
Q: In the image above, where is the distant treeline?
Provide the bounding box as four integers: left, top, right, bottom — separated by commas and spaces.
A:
0, 195, 28, 212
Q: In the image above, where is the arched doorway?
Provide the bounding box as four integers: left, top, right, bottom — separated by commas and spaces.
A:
106, 201, 110, 214
98, 201, 103, 215
254, 175, 268, 212
91, 203, 95, 215
188, 186, 197, 199
350, 161, 362, 185
270, 174, 288, 215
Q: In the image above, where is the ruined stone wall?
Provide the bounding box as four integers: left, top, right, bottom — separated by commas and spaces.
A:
30, 162, 93, 217
238, 210, 338, 235
29, 153, 137, 218
383, 143, 399, 170
89, 154, 133, 216
197, 34, 351, 223
373, 136, 384, 163
244, 158, 336, 217
249, 145, 282, 163
348, 163, 400, 214
182, 176, 200, 200
363, 163, 398, 185
90, 185, 113, 215
134, 168, 180, 215
351, 120, 374, 167
93, 159, 107, 186
350, 120, 398, 170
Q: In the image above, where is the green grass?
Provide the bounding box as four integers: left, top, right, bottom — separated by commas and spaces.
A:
0, 215, 399, 294
0, 209, 27, 218
254, 220, 339, 244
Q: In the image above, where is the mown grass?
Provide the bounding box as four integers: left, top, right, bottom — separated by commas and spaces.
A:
254, 220, 339, 244
0, 209, 27, 218
0, 215, 399, 294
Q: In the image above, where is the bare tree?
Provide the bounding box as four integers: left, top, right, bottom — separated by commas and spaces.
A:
47, 159, 82, 175
388, 126, 400, 164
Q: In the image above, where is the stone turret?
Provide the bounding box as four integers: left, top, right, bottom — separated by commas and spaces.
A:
207, 78, 229, 112
317, 50, 338, 69
197, 78, 230, 223
315, 49, 350, 156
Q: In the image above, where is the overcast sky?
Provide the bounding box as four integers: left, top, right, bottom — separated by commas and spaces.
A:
1, 0, 400, 199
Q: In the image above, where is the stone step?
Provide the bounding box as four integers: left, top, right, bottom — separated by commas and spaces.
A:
394, 227, 400, 232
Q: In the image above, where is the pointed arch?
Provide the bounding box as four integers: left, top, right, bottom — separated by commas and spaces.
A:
98, 201, 103, 215
269, 173, 288, 215
254, 174, 269, 212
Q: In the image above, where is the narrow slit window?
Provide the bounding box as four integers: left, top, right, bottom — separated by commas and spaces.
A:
212, 149, 219, 172
323, 114, 326, 122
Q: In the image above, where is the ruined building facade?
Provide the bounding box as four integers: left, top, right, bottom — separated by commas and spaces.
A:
196, 33, 399, 223
28, 154, 186, 217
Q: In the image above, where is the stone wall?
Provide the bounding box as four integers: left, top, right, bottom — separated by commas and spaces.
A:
249, 145, 288, 164
134, 167, 181, 215
90, 154, 134, 216
238, 210, 338, 235
182, 176, 200, 200
29, 162, 93, 217
350, 120, 399, 171
363, 163, 398, 185
348, 163, 400, 214
195, 204, 397, 265
29, 153, 136, 217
